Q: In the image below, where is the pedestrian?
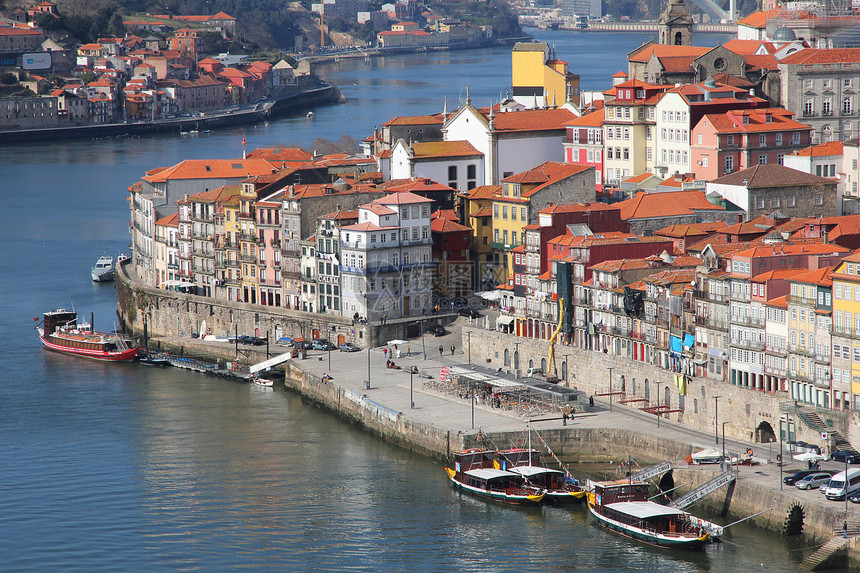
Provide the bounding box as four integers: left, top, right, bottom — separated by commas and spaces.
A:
383, 348, 388, 358
844, 521, 849, 539
407, 346, 411, 356
451, 344, 455, 355
562, 409, 568, 426
439, 345, 443, 357
589, 395, 594, 407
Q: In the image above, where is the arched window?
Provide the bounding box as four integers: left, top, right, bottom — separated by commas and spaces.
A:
562, 361, 568, 381
665, 386, 671, 407
504, 348, 510, 367
514, 351, 519, 370
541, 357, 547, 373
644, 379, 650, 399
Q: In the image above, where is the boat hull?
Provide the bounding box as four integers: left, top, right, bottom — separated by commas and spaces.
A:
38, 334, 139, 362
445, 467, 545, 505
587, 502, 708, 550
546, 489, 586, 504
91, 269, 115, 282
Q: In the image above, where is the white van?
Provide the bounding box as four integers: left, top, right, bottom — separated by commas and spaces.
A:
824, 468, 860, 500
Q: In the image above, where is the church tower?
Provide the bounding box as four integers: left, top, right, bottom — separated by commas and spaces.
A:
658, 0, 693, 46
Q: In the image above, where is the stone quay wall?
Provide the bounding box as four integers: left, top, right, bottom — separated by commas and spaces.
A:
116, 266, 455, 349
462, 327, 858, 451
281, 361, 464, 460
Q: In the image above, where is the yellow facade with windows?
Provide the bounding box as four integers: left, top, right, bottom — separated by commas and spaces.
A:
511, 42, 580, 107
491, 181, 530, 281
238, 182, 258, 304
832, 254, 860, 400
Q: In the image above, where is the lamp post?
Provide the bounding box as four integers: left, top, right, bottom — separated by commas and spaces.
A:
327, 326, 333, 372
656, 381, 661, 428
607, 367, 615, 412
713, 396, 721, 445
366, 343, 371, 390
410, 367, 414, 409
471, 385, 475, 429
421, 320, 426, 360
722, 421, 729, 467
467, 330, 472, 368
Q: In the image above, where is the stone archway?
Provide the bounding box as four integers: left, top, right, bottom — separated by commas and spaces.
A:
756, 421, 776, 443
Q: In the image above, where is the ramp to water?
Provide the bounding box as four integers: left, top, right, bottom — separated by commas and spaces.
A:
800, 537, 849, 570
250, 352, 291, 374
670, 469, 736, 510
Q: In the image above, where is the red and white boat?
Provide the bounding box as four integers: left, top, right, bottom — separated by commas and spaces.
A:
252, 377, 274, 387
36, 309, 139, 362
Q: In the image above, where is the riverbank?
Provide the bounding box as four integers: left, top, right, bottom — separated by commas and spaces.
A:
300, 36, 533, 65
0, 81, 344, 145
143, 330, 859, 561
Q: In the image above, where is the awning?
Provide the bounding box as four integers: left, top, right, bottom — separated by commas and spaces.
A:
683, 333, 694, 350
496, 315, 515, 327
670, 335, 683, 354
475, 290, 501, 301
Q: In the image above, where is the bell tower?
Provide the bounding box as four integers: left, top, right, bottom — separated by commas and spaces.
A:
658, 0, 693, 46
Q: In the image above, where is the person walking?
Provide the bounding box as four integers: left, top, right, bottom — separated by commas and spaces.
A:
451, 344, 455, 355
439, 345, 443, 357
406, 346, 411, 356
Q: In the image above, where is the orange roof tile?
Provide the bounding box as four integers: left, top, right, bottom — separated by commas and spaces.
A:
781, 48, 860, 65
500, 161, 592, 197
564, 108, 604, 127
485, 108, 574, 133
431, 217, 471, 233
795, 141, 843, 157
466, 185, 501, 200
615, 190, 724, 220
412, 140, 481, 158
628, 44, 709, 63
141, 159, 277, 183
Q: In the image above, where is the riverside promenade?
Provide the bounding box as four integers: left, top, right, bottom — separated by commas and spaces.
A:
153, 317, 860, 550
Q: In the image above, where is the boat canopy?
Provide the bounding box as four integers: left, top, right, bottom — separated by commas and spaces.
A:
606, 501, 687, 519
509, 466, 564, 477
464, 468, 520, 480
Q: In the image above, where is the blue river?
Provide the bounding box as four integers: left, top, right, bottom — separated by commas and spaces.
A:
0, 29, 825, 571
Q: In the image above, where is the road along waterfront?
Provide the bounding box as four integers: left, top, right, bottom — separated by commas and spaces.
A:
2, 28, 825, 571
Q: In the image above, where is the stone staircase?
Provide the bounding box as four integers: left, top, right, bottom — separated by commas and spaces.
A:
782, 402, 857, 454
800, 537, 849, 570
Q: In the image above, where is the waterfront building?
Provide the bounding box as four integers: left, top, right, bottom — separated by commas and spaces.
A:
706, 164, 839, 220
0, 26, 44, 52
693, 255, 731, 382
443, 99, 575, 185
315, 210, 358, 314
786, 267, 834, 408
339, 192, 435, 320
690, 107, 812, 181
601, 79, 670, 186
254, 190, 285, 307
153, 212, 179, 287
510, 42, 580, 108
215, 191, 242, 302
128, 158, 278, 286
490, 162, 595, 280
0, 96, 59, 130
299, 235, 318, 313
462, 185, 500, 289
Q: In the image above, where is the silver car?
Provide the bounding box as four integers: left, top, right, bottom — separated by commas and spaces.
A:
796, 471, 836, 490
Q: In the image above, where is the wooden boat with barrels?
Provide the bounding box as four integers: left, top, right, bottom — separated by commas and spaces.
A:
444, 448, 546, 505
36, 309, 139, 362
586, 478, 719, 549
499, 448, 586, 504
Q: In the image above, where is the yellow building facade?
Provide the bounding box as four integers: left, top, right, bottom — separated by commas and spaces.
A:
511, 42, 580, 108
831, 254, 860, 408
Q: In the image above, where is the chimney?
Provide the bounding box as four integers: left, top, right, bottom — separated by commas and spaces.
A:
289, 185, 296, 198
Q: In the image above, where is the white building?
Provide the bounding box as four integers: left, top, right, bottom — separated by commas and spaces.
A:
339, 192, 435, 321
442, 99, 575, 185
390, 139, 484, 191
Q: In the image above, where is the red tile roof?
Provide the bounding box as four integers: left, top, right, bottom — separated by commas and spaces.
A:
628, 44, 709, 63
539, 202, 617, 215
500, 161, 592, 197
711, 164, 834, 188
780, 48, 860, 65
564, 108, 604, 127
382, 114, 443, 126
431, 217, 471, 233
466, 185, 501, 200
470, 207, 492, 217
656, 221, 729, 238
795, 141, 843, 157
700, 107, 808, 134
615, 190, 724, 220
376, 191, 433, 205
142, 159, 277, 182
412, 140, 481, 158
485, 108, 575, 133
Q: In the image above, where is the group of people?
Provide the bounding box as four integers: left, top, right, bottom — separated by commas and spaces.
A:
438, 344, 455, 356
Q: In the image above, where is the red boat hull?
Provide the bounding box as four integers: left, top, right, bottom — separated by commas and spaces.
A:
39, 334, 140, 362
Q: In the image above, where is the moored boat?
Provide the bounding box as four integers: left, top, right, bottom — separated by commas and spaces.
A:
252, 377, 274, 387
36, 309, 139, 362
444, 448, 546, 505
502, 449, 586, 503
586, 478, 721, 549
91, 254, 115, 282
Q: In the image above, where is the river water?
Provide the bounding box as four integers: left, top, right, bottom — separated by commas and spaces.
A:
0, 29, 826, 571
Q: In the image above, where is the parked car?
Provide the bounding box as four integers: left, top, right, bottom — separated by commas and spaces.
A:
237, 335, 265, 346
292, 339, 313, 350
312, 339, 337, 351
430, 325, 446, 336
849, 491, 860, 504
795, 471, 836, 490
276, 337, 293, 347
832, 450, 860, 464
783, 469, 823, 486
339, 342, 360, 352
457, 308, 480, 318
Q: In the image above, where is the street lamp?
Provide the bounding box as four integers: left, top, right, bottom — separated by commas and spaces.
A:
327, 326, 333, 372
366, 343, 371, 390
421, 320, 426, 360
607, 367, 615, 412
722, 421, 729, 466
713, 396, 721, 445
410, 367, 414, 409
655, 381, 661, 428
467, 330, 472, 368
